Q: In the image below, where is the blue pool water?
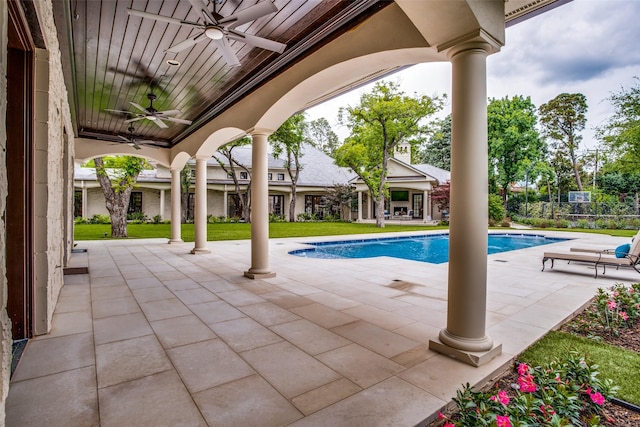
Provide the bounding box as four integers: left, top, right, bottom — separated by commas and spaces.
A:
289, 233, 569, 264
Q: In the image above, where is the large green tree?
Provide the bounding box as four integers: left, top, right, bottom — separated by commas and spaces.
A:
270, 113, 308, 222
307, 117, 339, 156
335, 81, 444, 227
597, 77, 640, 172
488, 95, 544, 202
418, 114, 451, 169
93, 156, 148, 237
213, 137, 252, 221
539, 93, 588, 191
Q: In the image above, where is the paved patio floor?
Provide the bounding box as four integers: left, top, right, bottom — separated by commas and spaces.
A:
6, 230, 639, 426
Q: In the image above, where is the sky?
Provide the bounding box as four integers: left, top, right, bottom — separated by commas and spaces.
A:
305, 0, 640, 151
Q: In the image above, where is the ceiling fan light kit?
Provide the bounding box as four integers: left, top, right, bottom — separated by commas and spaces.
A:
127, 0, 286, 68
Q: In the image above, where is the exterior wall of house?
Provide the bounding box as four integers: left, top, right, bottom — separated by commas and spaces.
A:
0, 0, 75, 419
0, 0, 11, 417
33, 0, 76, 336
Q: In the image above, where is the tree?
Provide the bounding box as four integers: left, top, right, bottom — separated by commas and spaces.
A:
488, 96, 544, 203
307, 117, 339, 156
430, 180, 451, 217
335, 81, 444, 227
93, 156, 148, 237
212, 137, 252, 221
180, 164, 193, 223
323, 184, 355, 220
418, 114, 451, 169
270, 113, 308, 222
597, 77, 640, 172
538, 93, 588, 191
598, 172, 640, 213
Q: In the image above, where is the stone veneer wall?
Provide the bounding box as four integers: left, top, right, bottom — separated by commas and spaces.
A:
0, 0, 11, 421
32, 0, 75, 335
0, 0, 75, 420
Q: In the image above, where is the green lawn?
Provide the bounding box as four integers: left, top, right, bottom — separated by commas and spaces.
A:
519, 330, 640, 405
73, 222, 448, 241
74, 222, 639, 241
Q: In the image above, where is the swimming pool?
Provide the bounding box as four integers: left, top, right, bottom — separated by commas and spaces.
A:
289, 233, 569, 264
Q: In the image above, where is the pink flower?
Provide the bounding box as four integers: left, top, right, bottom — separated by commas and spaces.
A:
517, 363, 530, 376
518, 375, 538, 393
438, 412, 445, 419
607, 300, 618, 310
590, 392, 605, 405
619, 311, 629, 321
496, 415, 512, 427
490, 390, 510, 405
613, 291, 619, 297
444, 423, 455, 427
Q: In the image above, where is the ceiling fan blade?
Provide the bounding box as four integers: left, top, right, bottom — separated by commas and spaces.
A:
157, 109, 182, 116
153, 119, 169, 129
218, 1, 278, 29
187, 0, 218, 24
130, 142, 142, 150
227, 30, 286, 53
105, 108, 133, 115
130, 102, 150, 114
118, 135, 131, 142
127, 9, 202, 29
212, 37, 240, 67
166, 32, 208, 54
166, 117, 193, 125
124, 117, 146, 123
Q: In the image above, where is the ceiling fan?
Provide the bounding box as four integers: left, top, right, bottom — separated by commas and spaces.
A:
105, 93, 192, 129
113, 126, 162, 150
127, 0, 286, 67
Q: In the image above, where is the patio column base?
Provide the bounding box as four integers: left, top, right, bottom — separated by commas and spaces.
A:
243, 270, 276, 279
429, 337, 502, 367
168, 239, 184, 244
190, 247, 211, 254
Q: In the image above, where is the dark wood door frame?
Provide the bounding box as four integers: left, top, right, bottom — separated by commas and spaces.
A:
6, 0, 35, 340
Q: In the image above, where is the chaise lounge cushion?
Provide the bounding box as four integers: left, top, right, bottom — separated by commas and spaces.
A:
615, 243, 631, 258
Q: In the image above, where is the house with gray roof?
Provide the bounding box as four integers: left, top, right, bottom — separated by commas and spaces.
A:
74, 142, 449, 222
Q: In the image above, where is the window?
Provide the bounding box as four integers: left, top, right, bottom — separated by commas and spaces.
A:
240, 171, 248, 180
305, 195, 327, 219
74, 190, 83, 218
269, 195, 284, 217
268, 173, 273, 180
128, 192, 143, 214
227, 172, 233, 179
277, 173, 285, 181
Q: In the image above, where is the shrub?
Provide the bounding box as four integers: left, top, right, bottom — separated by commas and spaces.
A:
89, 214, 110, 224
152, 215, 162, 224
567, 283, 640, 338
439, 352, 617, 427
74, 217, 89, 224
554, 219, 570, 228
127, 212, 148, 223
500, 219, 511, 227
269, 213, 286, 223
488, 194, 505, 222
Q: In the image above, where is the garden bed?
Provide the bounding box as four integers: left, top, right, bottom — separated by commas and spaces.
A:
427, 283, 640, 427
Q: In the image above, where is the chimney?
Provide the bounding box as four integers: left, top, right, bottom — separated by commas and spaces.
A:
394, 141, 411, 164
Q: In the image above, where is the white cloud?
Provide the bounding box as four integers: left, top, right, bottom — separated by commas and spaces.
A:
306, 0, 640, 149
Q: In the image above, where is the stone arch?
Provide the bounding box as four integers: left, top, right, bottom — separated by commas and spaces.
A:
75, 138, 171, 167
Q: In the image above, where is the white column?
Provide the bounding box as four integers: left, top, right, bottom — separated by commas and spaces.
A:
357, 191, 363, 222
169, 168, 183, 243
159, 189, 165, 221
191, 156, 210, 254
424, 190, 430, 222
244, 130, 275, 278
81, 185, 87, 218
429, 41, 501, 366
223, 185, 228, 218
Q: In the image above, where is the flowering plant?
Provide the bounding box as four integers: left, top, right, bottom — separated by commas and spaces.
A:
570, 283, 640, 337
438, 352, 617, 426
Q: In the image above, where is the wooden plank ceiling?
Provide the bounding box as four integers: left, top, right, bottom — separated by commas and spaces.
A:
54, 0, 388, 148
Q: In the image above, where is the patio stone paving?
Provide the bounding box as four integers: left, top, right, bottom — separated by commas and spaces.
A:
7, 231, 639, 426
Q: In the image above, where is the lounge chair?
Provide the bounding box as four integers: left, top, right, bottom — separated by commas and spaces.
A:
542, 234, 640, 278
568, 229, 640, 255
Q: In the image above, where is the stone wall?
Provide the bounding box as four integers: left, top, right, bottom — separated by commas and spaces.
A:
33, 0, 75, 335
0, 0, 12, 421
